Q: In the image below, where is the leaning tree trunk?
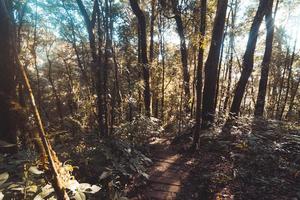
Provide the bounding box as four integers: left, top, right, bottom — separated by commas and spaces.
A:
201, 0, 228, 128
130, 0, 151, 117
230, 0, 270, 116
254, 0, 275, 117
192, 0, 206, 150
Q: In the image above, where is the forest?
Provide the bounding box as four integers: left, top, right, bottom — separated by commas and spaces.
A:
0, 0, 300, 199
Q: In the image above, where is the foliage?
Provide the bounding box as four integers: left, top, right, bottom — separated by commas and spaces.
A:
0, 151, 100, 200
114, 115, 164, 145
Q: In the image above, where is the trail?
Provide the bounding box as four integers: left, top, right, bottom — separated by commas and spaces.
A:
130, 138, 194, 200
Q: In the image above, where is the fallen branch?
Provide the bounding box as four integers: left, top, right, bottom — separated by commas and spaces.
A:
17, 57, 69, 200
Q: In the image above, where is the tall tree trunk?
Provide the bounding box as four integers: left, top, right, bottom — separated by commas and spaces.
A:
279, 39, 297, 120
223, 0, 238, 112
230, 0, 270, 116
275, 49, 289, 118
286, 78, 300, 119
192, 0, 206, 149
254, 0, 275, 117
150, 0, 157, 117
130, 0, 151, 117
46, 54, 64, 123
215, 9, 230, 111
0, 0, 18, 146
158, 9, 166, 122
171, 0, 190, 112
76, 0, 107, 136
201, 0, 228, 128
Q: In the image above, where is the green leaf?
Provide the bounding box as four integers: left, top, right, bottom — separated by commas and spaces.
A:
0, 172, 9, 186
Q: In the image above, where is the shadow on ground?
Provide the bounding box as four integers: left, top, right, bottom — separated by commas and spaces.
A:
175, 117, 300, 200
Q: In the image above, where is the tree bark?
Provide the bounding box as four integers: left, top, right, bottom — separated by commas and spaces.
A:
76, 0, 107, 135
286, 77, 300, 119
223, 0, 238, 112
201, 0, 228, 128
254, 0, 275, 117
230, 0, 270, 116
46, 53, 64, 123
0, 0, 18, 146
171, 0, 190, 112
130, 0, 151, 117
192, 0, 206, 149
279, 39, 297, 120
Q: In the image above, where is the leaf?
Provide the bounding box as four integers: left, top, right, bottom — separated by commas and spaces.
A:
78, 183, 91, 192
0, 172, 9, 186
90, 185, 101, 193
29, 166, 44, 175
33, 185, 54, 200
78, 182, 101, 194
65, 179, 80, 192
99, 171, 111, 180
0, 191, 4, 200
73, 191, 86, 200
26, 185, 38, 193
141, 172, 149, 179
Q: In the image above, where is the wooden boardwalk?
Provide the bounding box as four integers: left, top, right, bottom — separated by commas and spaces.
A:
130, 138, 193, 200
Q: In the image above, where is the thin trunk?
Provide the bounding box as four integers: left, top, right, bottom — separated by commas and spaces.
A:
159, 10, 165, 122
46, 54, 63, 123
192, 0, 206, 150
215, 9, 230, 110
275, 49, 289, 118
286, 78, 300, 119
223, 0, 238, 112
171, 0, 190, 112
279, 39, 297, 119
150, 0, 156, 117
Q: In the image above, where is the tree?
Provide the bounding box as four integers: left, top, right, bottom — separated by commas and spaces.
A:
171, 0, 190, 112
76, 0, 108, 136
129, 0, 151, 117
223, 0, 239, 112
230, 0, 271, 116
192, 0, 206, 149
254, 0, 275, 117
0, 0, 18, 147
201, 0, 228, 128
278, 38, 297, 120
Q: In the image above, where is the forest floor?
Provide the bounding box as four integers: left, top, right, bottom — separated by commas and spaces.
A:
127, 117, 300, 200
